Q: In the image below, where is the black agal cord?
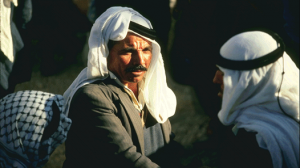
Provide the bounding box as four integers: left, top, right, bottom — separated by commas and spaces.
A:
129, 21, 156, 40
217, 30, 299, 124
216, 32, 285, 70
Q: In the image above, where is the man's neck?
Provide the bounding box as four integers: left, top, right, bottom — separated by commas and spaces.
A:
127, 83, 139, 99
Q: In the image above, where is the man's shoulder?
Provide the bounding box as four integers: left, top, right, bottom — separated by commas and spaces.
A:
73, 78, 120, 103
67, 79, 124, 119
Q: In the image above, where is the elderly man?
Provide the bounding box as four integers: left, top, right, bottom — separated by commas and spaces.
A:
63, 7, 178, 167
213, 30, 299, 168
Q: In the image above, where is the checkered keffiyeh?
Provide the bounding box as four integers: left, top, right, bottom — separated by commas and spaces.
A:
0, 90, 72, 168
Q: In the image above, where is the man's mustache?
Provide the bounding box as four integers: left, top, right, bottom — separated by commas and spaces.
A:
125, 65, 148, 72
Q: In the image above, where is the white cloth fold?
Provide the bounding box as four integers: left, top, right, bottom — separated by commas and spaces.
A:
217, 31, 299, 168
63, 7, 176, 123
0, 0, 24, 90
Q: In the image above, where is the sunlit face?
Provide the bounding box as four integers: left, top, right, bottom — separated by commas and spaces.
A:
107, 32, 152, 86
213, 69, 224, 98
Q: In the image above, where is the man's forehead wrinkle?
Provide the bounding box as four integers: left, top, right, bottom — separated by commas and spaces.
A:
123, 39, 152, 50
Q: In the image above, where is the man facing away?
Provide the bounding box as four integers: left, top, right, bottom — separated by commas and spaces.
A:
213, 30, 299, 168
62, 7, 179, 168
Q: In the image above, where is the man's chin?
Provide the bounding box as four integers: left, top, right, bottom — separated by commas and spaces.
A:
126, 76, 144, 84
127, 72, 145, 81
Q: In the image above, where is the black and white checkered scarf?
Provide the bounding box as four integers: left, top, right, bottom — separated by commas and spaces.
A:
0, 90, 72, 168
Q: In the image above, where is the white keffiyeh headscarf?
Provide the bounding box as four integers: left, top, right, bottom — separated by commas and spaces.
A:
63, 7, 176, 123
217, 31, 299, 168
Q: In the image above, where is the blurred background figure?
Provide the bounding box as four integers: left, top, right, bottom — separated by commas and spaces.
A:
0, 0, 32, 99
282, 0, 299, 64
24, 0, 92, 77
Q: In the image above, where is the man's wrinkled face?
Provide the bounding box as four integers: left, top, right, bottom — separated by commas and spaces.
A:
108, 32, 152, 86
213, 69, 224, 98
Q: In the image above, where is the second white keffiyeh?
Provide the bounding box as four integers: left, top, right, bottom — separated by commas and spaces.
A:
217, 31, 299, 168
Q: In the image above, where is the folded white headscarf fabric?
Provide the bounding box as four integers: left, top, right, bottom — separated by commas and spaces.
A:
1, 0, 24, 90
63, 7, 176, 123
11, 0, 18, 6
217, 31, 299, 168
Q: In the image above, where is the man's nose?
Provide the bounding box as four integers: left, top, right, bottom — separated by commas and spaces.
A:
132, 51, 145, 65
213, 70, 223, 84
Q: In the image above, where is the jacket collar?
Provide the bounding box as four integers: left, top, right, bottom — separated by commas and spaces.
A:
104, 78, 146, 154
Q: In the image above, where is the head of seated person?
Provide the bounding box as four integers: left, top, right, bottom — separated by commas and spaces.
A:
0, 90, 72, 168
212, 30, 299, 168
